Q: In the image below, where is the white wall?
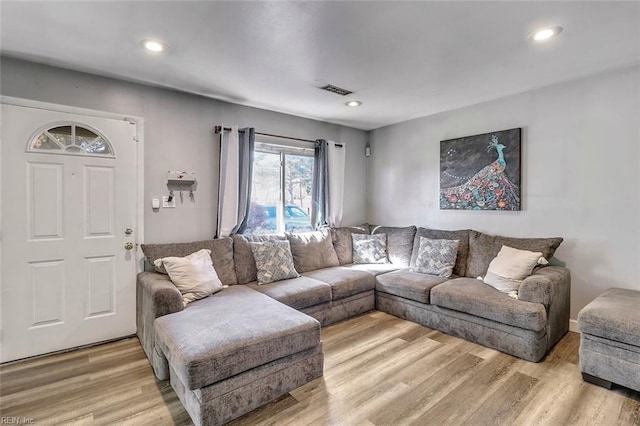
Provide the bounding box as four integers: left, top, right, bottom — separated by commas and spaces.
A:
368, 65, 640, 320
0, 57, 369, 243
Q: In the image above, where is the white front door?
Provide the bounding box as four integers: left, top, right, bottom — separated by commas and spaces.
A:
1, 103, 140, 362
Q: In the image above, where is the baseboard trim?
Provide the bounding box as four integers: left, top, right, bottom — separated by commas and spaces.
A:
569, 319, 579, 333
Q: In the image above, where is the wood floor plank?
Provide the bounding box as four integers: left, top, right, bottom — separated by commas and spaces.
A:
461, 371, 540, 426
2, 311, 639, 426
409, 353, 518, 425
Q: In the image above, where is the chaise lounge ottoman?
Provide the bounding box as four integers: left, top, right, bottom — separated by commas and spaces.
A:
153, 285, 324, 426
578, 288, 640, 392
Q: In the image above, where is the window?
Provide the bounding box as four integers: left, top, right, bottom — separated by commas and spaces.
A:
28, 123, 114, 157
245, 142, 314, 234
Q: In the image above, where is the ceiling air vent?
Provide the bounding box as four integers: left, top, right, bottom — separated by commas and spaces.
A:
320, 84, 353, 96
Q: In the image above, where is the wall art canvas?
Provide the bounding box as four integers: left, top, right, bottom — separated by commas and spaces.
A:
440, 128, 521, 210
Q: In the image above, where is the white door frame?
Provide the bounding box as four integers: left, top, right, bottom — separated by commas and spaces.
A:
0, 96, 145, 332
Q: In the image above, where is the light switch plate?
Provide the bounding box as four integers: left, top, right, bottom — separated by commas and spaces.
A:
162, 195, 176, 208
152, 198, 160, 209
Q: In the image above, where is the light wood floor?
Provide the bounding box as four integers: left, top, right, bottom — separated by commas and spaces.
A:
1, 311, 639, 425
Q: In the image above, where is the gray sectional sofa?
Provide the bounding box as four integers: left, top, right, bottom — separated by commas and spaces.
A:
137, 225, 570, 425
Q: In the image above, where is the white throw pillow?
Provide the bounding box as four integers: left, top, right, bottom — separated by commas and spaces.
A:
483, 245, 548, 294
154, 249, 223, 306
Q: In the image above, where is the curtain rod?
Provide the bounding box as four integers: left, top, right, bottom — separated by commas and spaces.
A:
214, 125, 316, 144
214, 125, 343, 147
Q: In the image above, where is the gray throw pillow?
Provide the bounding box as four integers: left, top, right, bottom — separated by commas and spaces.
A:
412, 237, 460, 278
410, 228, 470, 276
352, 233, 388, 264
250, 240, 300, 285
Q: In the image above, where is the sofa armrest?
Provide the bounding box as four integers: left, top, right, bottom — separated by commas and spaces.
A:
518, 266, 571, 350
136, 271, 183, 363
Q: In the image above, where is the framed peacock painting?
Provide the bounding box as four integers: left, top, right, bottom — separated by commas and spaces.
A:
440, 128, 521, 210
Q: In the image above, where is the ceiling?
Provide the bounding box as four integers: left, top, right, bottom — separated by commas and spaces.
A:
1, 1, 639, 130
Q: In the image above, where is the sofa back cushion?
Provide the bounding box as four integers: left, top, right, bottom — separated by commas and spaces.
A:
410, 228, 471, 277
141, 237, 237, 286
371, 226, 416, 267
466, 230, 563, 278
331, 225, 369, 265
286, 229, 340, 273
232, 234, 286, 284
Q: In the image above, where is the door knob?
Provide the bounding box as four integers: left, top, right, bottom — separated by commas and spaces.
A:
124, 242, 134, 250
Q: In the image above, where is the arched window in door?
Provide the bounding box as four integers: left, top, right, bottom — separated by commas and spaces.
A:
27, 123, 115, 157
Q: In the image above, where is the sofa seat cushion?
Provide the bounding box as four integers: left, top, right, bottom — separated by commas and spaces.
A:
375, 269, 448, 304
344, 263, 401, 276
154, 285, 321, 390
577, 288, 640, 347
303, 267, 375, 301
248, 276, 331, 309
430, 278, 547, 332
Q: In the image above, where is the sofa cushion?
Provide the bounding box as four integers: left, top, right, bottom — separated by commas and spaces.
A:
412, 237, 460, 278
344, 263, 401, 276
352, 233, 389, 264
430, 278, 547, 331
154, 285, 320, 391
250, 240, 300, 285
466, 231, 563, 278
248, 276, 332, 310
371, 226, 416, 267
286, 230, 340, 273
232, 234, 286, 284
141, 237, 237, 286
577, 288, 640, 347
303, 266, 376, 301
376, 269, 448, 304
410, 228, 470, 277
331, 226, 369, 265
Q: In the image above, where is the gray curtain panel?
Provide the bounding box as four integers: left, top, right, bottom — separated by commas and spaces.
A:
233, 127, 255, 234
311, 139, 328, 229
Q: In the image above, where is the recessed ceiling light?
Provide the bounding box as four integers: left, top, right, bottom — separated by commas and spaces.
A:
141, 39, 167, 53
531, 26, 563, 42
345, 100, 362, 107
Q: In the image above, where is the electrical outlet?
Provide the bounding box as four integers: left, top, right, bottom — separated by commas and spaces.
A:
162, 195, 176, 208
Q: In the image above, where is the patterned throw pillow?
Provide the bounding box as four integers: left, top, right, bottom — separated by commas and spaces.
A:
412, 237, 460, 277
352, 233, 389, 264
250, 240, 300, 285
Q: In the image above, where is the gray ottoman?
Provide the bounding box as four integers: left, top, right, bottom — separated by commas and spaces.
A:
577, 288, 640, 392
154, 285, 324, 426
